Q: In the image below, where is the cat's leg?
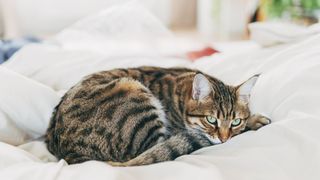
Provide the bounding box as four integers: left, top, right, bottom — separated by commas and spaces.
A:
63, 152, 92, 164
245, 114, 271, 130
107, 132, 213, 166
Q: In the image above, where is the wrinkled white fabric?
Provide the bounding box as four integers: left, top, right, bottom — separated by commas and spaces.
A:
1, 34, 320, 179
249, 21, 320, 46
0, 67, 60, 145
1, 2, 320, 180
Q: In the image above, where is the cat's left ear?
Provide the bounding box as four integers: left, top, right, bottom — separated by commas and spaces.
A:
192, 74, 212, 101
237, 75, 259, 103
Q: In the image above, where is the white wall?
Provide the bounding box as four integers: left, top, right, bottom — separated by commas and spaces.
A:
171, 0, 196, 28
0, 2, 3, 38
197, 0, 258, 41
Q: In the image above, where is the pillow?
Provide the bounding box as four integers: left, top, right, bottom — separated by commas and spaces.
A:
54, 1, 172, 48
0, 67, 60, 145
0, 0, 129, 38
53, 2, 185, 57
249, 22, 320, 47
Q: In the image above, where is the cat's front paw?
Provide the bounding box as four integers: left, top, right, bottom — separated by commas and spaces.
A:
246, 114, 271, 130
107, 161, 128, 167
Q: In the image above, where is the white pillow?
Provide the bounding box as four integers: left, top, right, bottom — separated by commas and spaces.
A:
0, 67, 60, 145
0, 0, 129, 38
53, 1, 181, 57
54, 1, 172, 48
249, 21, 320, 46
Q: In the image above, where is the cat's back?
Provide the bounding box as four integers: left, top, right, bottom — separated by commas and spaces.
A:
78, 66, 198, 87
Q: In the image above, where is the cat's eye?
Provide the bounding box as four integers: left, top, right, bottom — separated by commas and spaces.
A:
231, 118, 242, 127
206, 116, 217, 124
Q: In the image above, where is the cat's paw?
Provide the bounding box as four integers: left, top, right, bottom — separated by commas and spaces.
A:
107, 161, 128, 167
246, 114, 271, 130
107, 161, 130, 167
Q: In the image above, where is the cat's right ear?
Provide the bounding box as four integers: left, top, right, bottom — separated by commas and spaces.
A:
192, 74, 212, 101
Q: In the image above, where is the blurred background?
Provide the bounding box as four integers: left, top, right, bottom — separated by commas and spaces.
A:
0, 0, 320, 41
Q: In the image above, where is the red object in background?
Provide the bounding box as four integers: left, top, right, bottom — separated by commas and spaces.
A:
186, 47, 219, 61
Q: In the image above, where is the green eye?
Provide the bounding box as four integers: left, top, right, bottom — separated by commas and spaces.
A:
206, 116, 217, 124
231, 118, 242, 127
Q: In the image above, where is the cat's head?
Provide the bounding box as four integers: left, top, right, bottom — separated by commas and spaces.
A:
186, 74, 259, 144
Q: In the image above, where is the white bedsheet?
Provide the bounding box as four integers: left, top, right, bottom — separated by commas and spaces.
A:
1, 2, 320, 180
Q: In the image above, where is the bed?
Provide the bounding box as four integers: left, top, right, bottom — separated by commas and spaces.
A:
0, 2, 320, 180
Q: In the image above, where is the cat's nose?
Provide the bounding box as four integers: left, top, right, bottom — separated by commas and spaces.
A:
218, 130, 230, 143
218, 135, 229, 143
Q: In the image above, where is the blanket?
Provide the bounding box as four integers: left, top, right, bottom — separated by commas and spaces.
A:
1, 2, 320, 180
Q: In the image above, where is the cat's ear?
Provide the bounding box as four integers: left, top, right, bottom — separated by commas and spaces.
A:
237, 75, 259, 103
192, 74, 212, 101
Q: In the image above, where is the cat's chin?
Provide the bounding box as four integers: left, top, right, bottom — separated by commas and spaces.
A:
205, 134, 222, 144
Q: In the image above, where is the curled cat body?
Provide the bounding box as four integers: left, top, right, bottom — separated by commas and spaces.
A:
45, 66, 271, 166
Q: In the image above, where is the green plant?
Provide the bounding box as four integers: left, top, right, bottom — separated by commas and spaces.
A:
264, 0, 320, 18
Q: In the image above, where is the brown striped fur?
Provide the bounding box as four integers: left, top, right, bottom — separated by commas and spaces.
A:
45, 66, 270, 166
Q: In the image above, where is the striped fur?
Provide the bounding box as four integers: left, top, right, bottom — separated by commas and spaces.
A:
45, 66, 270, 166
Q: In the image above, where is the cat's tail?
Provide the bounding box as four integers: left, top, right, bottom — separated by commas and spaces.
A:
107, 131, 213, 166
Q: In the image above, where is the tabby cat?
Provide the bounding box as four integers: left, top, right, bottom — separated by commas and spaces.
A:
45, 66, 270, 166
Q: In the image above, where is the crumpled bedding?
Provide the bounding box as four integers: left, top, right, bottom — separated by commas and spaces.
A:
1, 2, 320, 180
0, 37, 40, 64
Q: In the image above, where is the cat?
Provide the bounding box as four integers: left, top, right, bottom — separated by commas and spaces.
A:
45, 66, 270, 166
